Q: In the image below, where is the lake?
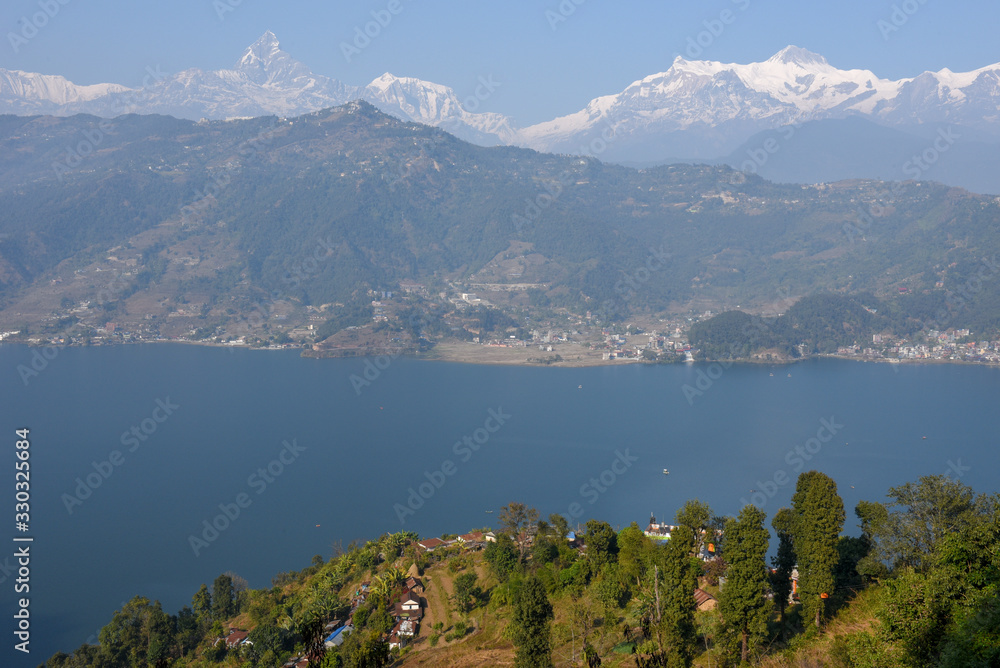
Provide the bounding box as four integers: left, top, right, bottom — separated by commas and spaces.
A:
1, 344, 998, 663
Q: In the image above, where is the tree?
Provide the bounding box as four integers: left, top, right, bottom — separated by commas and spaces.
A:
584, 519, 619, 569
298, 614, 327, 666
635, 525, 699, 667
675, 499, 713, 556
245, 625, 292, 666
500, 502, 540, 561
790, 471, 845, 628
531, 536, 559, 566
485, 533, 520, 582
175, 606, 202, 657
861, 475, 984, 573
719, 505, 771, 663
510, 575, 554, 668
583, 640, 602, 667
367, 604, 393, 635
192, 583, 212, 621
454, 572, 483, 614
353, 631, 390, 668
97, 596, 175, 668
212, 574, 236, 620
855, 500, 890, 580
225, 570, 250, 612
549, 513, 570, 541
770, 508, 796, 625
617, 522, 650, 586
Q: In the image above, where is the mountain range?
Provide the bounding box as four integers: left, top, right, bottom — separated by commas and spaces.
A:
2, 103, 1000, 344
2, 32, 1000, 193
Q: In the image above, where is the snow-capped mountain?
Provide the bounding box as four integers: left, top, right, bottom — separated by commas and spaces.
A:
2, 36, 999, 166
517, 45, 1000, 161
0, 32, 510, 144
0, 69, 132, 116
362, 73, 517, 146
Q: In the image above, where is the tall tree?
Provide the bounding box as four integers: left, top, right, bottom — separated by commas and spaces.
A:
584, 519, 619, 569
510, 575, 554, 668
212, 574, 236, 620
636, 525, 699, 667
719, 505, 771, 663
675, 499, 713, 556
791, 471, 845, 628
770, 507, 796, 624
500, 502, 540, 561
617, 522, 650, 586
192, 583, 212, 621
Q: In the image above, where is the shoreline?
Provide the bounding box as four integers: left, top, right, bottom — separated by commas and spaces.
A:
5, 339, 1000, 369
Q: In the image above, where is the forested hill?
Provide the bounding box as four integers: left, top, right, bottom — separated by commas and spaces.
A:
44, 474, 1000, 667
690, 289, 1000, 360
2, 102, 1000, 342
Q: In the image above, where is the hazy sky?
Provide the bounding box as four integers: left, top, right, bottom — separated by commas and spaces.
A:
2, 0, 998, 125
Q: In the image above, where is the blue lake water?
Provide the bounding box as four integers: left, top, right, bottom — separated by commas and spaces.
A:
1, 344, 998, 663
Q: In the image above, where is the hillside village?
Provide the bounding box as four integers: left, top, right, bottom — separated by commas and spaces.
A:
207, 516, 798, 668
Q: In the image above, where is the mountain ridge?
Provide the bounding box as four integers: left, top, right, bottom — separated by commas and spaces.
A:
3, 33, 1000, 164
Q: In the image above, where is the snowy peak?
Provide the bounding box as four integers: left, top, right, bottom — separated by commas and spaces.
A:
362, 73, 517, 145
237, 30, 283, 69
233, 31, 313, 87
767, 45, 829, 68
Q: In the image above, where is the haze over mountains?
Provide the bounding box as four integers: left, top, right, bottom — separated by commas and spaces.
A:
2, 32, 1000, 192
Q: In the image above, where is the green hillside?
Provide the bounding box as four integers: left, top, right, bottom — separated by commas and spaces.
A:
44, 474, 1000, 667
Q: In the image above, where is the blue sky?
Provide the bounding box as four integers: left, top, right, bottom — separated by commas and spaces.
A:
2, 0, 998, 125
